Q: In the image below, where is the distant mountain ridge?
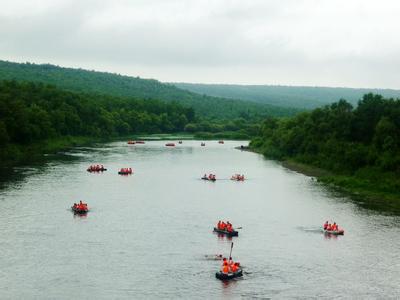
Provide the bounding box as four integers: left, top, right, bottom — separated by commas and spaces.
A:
0, 60, 298, 119
173, 82, 400, 109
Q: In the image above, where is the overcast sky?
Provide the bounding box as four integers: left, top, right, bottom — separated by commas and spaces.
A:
1, 0, 400, 88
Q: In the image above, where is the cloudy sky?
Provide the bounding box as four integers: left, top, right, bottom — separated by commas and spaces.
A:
1, 0, 399, 88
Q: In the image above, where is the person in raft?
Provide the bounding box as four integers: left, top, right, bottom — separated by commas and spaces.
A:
217, 221, 234, 231
324, 221, 339, 231
220, 257, 240, 274
217, 221, 227, 230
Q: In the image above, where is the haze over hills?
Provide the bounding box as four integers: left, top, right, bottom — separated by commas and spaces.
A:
173, 82, 400, 109
0, 60, 298, 119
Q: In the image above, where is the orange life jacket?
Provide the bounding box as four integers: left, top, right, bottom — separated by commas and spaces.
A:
231, 264, 238, 273
221, 264, 229, 274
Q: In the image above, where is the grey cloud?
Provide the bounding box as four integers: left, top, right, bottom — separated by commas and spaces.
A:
0, 0, 400, 88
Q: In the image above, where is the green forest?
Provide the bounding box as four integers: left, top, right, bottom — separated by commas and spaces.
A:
250, 93, 400, 199
0, 80, 262, 163
0, 60, 298, 119
175, 82, 400, 109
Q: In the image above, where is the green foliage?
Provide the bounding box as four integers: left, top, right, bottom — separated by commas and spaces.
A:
0, 80, 196, 147
0, 60, 298, 119
174, 82, 400, 109
251, 94, 400, 198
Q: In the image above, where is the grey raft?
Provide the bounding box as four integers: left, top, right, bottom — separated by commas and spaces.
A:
215, 269, 243, 280
213, 227, 239, 237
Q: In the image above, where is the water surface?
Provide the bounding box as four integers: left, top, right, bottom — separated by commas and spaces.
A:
0, 140, 399, 299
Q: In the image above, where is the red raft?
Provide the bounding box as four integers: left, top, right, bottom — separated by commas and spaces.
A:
87, 165, 107, 172
71, 202, 89, 214
118, 168, 133, 175
165, 143, 175, 147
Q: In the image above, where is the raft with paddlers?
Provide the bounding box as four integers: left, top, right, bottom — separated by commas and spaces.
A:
216, 242, 243, 281
201, 142, 205, 146
214, 220, 238, 236
323, 221, 344, 235
202, 174, 216, 181
87, 165, 107, 172
230, 174, 245, 181
135, 141, 145, 144
127, 140, 136, 144
218, 140, 224, 144
71, 201, 89, 214
165, 143, 175, 147
118, 168, 133, 175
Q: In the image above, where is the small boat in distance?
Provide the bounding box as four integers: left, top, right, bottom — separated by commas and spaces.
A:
127, 141, 136, 144
87, 165, 107, 172
202, 174, 216, 181
71, 201, 89, 214
165, 143, 175, 147
201, 142, 205, 146
135, 141, 145, 144
218, 140, 224, 144
231, 174, 245, 181
118, 168, 133, 175
178, 141, 183, 144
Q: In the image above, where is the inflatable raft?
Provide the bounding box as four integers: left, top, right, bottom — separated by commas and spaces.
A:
213, 227, 238, 237
202, 177, 216, 182
165, 143, 175, 147
118, 171, 132, 175
71, 206, 88, 214
215, 269, 243, 280
323, 229, 344, 235
87, 168, 107, 172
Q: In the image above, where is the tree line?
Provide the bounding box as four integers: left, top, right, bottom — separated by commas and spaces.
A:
0, 80, 197, 147
251, 94, 400, 192
0, 60, 299, 119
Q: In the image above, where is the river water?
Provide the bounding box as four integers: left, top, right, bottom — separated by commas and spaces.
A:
0, 140, 399, 299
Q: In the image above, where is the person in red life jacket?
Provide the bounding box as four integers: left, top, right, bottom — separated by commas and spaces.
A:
327, 223, 332, 231
226, 223, 233, 232
231, 262, 239, 273
73, 203, 77, 209
129, 168, 132, 174
221, 258, 229, 274
228, 257, 234, 271
217, 221, 221, 229
220, 221, 226, 230
323, 221, 328, 230
332, 222, 337, 231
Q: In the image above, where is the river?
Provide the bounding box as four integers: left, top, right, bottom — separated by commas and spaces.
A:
0, 140, 399, 299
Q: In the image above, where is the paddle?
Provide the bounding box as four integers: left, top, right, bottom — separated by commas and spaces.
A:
236, 227, 242, 230
229, 242, 234, 258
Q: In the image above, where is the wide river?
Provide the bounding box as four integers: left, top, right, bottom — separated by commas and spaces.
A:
0, 140, 399, 299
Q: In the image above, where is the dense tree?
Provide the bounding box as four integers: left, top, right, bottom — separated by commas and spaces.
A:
251, 95, 400, 175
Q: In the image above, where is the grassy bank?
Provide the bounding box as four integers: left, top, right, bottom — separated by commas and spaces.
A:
248, 145, 400, 203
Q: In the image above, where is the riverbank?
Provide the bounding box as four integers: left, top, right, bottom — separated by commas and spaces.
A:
245, 145, 400, 206
0, 136, 108, 167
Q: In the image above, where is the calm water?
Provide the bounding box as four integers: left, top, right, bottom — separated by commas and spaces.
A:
0, 140, 399, 299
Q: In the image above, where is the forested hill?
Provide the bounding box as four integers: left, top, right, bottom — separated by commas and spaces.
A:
0, 60, 298, 119
250, 93, 400, 199
173, 82, 400, 109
